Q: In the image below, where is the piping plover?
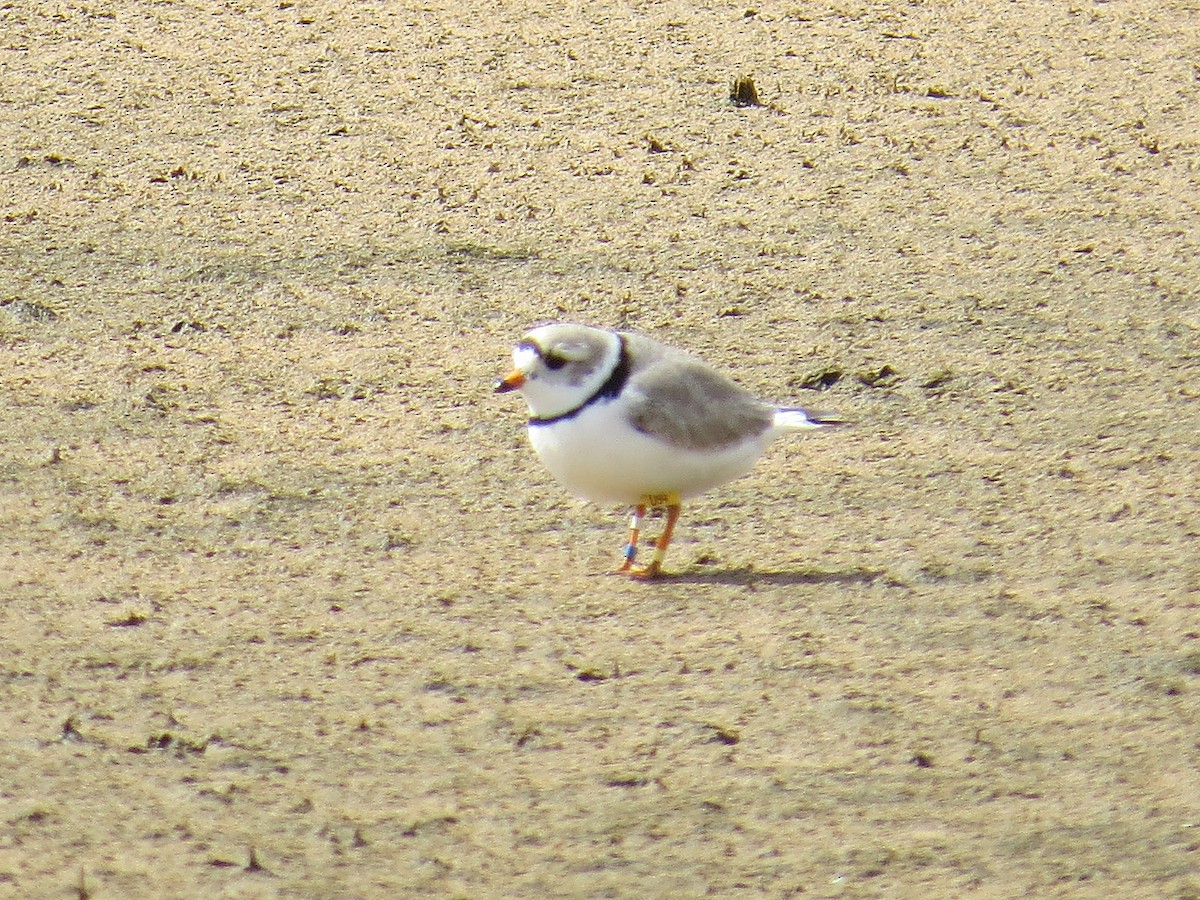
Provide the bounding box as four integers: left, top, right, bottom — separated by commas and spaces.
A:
495, 323, 841, 578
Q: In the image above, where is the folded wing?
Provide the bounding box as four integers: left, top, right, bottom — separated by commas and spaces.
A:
622, 358, 776, 452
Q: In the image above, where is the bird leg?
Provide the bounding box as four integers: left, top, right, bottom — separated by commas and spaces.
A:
625, 494, 681, 579
616, 504, 646, 573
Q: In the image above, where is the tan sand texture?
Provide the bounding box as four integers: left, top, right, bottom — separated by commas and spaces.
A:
2, 1, 1198, 896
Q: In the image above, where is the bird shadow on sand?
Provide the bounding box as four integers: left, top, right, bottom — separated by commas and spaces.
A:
639, 566, 886, 587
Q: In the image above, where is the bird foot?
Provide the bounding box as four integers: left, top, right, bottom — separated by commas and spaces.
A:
612, 560, 664, 579
626, 561, 664, 580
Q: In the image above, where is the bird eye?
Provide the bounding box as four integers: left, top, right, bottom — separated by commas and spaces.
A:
543, 352, 568, 371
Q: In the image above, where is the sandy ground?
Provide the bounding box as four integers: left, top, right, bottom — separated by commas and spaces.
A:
2, 0, 1199, 896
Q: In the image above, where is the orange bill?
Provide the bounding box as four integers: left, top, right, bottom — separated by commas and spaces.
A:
493, 371, 526, 393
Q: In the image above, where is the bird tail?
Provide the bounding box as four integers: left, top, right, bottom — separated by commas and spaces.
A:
773, 407, 845, 431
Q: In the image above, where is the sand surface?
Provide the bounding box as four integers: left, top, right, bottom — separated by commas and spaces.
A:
2, 1, 1199, 896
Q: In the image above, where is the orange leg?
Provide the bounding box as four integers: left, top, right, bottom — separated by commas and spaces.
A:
616, 504, 646, 573
628, 503, 681, 580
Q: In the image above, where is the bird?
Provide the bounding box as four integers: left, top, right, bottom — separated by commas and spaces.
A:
494, 323, 842, 578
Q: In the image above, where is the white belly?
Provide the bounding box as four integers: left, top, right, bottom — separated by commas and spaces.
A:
527, 403, 772, 504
